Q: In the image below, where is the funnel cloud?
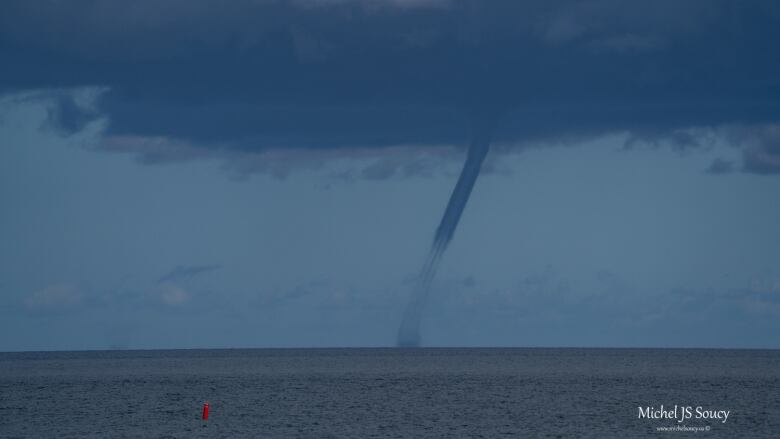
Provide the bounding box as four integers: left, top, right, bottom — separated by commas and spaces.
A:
398, 116, 494, 346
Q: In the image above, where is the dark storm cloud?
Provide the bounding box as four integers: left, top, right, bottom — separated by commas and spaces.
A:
1, 0, 780, 171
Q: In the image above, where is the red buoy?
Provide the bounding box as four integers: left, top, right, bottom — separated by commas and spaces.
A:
202, 402, 209, 421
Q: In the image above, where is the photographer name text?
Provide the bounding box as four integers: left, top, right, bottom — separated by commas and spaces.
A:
638, 405, 730, 423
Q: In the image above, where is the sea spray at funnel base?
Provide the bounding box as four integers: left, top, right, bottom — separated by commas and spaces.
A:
397, 121, 494, 347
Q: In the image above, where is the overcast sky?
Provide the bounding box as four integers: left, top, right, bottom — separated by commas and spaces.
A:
1, 0, 779, 350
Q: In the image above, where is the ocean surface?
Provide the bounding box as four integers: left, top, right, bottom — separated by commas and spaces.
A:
1, 348, 778, 438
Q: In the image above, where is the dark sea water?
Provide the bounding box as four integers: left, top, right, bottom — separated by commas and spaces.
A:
1, 348, 778, 438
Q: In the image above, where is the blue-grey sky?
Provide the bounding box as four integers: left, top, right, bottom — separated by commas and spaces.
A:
1, 0, 779, 350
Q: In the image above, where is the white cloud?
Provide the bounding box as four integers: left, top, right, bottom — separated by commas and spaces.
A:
25, 283, 83, 308
157, 283, 191, 305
